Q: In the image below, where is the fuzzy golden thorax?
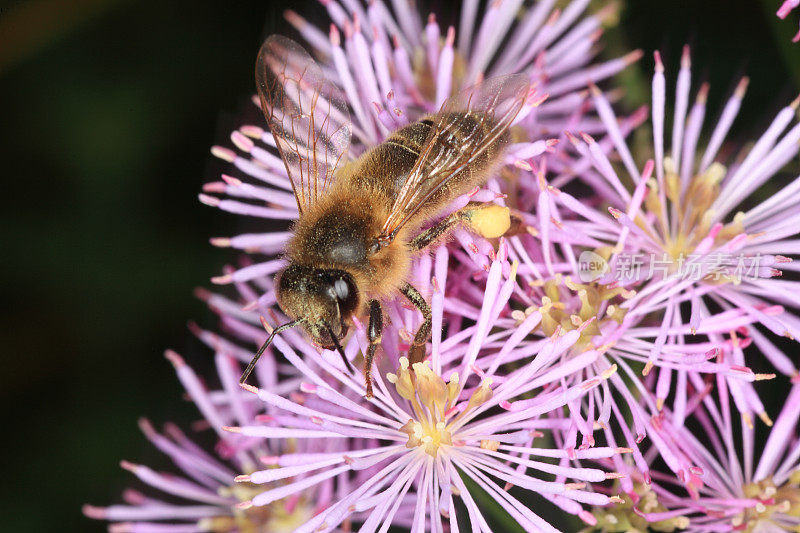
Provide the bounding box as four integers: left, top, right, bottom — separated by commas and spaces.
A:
286, 185, 413, 301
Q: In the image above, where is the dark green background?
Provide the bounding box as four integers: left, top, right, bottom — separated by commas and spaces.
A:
1, 1, 797, 531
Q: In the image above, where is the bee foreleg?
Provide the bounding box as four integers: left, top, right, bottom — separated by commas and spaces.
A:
365, 299, 382, 399
400, 283, 431, 366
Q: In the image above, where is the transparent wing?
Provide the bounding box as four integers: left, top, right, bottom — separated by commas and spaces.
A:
256, 35, 351, 213
378, 74, 529, 241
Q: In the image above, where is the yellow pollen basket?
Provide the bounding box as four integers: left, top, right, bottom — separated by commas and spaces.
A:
464, 204, 511, 239
387, 357, 494, 457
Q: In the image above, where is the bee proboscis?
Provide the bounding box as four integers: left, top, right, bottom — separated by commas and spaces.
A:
239, 35, 530, 398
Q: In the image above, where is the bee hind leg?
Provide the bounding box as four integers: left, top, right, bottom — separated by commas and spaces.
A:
400, 283, 431, 366
409, 204, 512, 252
365, 299, 382, 399
409, 212, 462, 251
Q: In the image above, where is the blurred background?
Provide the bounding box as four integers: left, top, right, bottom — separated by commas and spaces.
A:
1, 1, 798, 531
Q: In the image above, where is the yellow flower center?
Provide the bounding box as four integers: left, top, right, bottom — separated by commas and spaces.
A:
642, 159, 744, 273
592, 483, 689, 532
733, 473, 800, 531
524, 274, 633, 345
202, 481, 314, 532
387, 357, 493, 457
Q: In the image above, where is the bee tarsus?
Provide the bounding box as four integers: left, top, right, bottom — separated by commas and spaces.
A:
400, 284, 432, 366
365, 299, 383, 399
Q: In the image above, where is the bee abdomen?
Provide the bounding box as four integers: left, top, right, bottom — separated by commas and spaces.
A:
395, 112, 507, 206
341, 111, 508, 223
397, 112, 505, 171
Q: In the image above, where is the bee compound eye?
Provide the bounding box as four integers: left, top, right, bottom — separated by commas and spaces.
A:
333, 278, 350, 301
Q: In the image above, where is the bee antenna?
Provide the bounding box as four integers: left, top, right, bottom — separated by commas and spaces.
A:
240, 319, 302, 384
327, 325, 355, 375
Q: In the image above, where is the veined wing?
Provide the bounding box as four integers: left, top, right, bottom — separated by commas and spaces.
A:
256, 35, 351, 213
378, 74, 529, 242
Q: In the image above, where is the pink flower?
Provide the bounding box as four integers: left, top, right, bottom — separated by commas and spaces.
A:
283, 0, 636, 138
223, 249, 631, 532
623, 382, 800, 532
91, 229, 629, 531
82, 349, 328, 532
84, 276, 365, 531
535, 46, 799, 425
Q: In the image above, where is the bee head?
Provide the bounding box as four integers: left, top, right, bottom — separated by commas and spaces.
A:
275, 264, 360, 347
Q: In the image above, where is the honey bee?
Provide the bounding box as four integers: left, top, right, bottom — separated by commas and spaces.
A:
239, 35, 530, 397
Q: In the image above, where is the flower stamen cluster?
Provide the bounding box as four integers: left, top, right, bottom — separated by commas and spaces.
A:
389, 357, 494, 456
591, 483, 689, 532
527, 274, 633, 342
733, 474, 800, 531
